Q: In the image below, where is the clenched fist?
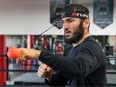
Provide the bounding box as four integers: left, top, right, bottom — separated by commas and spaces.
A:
37, 63, 53, 81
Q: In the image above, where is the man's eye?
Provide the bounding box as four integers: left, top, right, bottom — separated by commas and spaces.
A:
68, 20, 73, 22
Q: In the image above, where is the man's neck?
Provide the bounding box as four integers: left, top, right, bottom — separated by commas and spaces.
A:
73, 32, 90, 47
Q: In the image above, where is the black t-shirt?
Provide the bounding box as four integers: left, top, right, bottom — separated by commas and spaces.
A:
39, 36, 107, 87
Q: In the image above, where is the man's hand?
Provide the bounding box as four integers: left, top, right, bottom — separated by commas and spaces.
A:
16, 48, 41, 64
37, 63, 53, 81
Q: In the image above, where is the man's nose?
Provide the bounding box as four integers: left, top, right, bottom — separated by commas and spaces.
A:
63, 22, 69, 30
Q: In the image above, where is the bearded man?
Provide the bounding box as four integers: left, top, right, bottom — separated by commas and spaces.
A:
17, 3, 107, 87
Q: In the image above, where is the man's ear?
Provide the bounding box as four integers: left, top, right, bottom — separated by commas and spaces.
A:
83, 19, 90, 29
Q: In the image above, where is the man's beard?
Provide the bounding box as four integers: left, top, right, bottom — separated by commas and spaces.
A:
64, 23, 84, 44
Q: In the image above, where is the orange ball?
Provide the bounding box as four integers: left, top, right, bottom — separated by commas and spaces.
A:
7, 47, 20, 60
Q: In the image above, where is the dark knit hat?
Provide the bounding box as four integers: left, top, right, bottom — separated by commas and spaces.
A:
61, 3, 89, 19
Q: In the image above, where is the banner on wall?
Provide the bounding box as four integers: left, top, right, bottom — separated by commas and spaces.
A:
93, 0, 113, 29
50, 0, 70, 29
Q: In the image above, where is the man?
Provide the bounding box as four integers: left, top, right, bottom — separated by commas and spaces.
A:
17, 3, 107, 86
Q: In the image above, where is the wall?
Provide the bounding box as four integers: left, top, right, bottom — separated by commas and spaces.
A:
0, 0, 116, 35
